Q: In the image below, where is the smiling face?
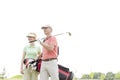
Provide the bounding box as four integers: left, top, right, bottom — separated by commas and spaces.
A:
27, 36, 36, 42
43, 27, 52, 35
26, 33, 36, 42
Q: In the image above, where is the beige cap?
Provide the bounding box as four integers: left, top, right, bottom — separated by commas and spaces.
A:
26, 33, 37, 38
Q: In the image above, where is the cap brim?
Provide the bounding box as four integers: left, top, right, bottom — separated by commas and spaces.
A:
41, 27, 48, 29
26, 34, 36, 37
26, 36, 35, 37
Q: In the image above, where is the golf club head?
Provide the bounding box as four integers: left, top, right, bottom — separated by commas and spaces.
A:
67, 32, 72, 36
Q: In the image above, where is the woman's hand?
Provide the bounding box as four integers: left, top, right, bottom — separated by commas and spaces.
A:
20, 68, 24, 74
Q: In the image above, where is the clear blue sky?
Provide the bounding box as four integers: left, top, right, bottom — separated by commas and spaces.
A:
0, 0, 120, 78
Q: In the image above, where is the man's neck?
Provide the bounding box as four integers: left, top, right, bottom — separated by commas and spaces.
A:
46, 34, 52, 38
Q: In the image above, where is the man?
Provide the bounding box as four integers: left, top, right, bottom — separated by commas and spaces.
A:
39, 25, 59, 80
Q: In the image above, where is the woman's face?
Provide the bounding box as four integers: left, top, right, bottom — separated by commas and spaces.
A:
27, 36, 35, 42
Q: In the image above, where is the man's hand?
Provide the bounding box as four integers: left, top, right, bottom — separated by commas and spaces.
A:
37, 38, 44, 43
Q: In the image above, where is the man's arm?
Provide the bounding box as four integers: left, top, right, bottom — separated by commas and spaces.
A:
39, 37, 57, 51
40, 42, 54, 51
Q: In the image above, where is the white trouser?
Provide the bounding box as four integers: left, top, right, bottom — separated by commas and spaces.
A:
39, 59, 59, 80
23, 67, 39, 80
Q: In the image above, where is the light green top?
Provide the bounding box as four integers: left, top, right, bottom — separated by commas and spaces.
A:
24, 45, 41, 59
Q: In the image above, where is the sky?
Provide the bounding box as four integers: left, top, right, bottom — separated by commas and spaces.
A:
0, 0, 120, 78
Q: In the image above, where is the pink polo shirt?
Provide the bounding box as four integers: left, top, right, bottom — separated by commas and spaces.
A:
42, 36, 58, 60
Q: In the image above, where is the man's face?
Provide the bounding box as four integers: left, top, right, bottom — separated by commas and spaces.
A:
43, 27, 52, 35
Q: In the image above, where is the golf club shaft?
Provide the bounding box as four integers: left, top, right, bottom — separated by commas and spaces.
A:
29, 32, 71, 43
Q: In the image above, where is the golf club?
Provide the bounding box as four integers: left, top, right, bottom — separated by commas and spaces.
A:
29, 32, 72, 43
54, 32, 72, 37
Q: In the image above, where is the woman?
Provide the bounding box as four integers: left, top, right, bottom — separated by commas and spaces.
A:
20, 32, 41, 80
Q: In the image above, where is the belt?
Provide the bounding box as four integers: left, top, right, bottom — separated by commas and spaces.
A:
42, 58, 57, 61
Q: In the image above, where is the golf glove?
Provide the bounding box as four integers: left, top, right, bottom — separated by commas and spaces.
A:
37, 38, 44, 43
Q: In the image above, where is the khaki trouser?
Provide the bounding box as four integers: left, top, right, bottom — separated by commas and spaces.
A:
39, 59, 59, 80
23, 66, 39, 80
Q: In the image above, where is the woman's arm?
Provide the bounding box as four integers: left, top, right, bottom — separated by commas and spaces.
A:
20, 52, 26, 74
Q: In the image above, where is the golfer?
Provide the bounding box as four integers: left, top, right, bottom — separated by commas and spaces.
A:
39, 25, 59, 80
20, 32, 41, 80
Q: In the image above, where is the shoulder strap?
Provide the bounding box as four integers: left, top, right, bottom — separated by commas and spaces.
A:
43, 36, 52, 42
58, 46, 59, 56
